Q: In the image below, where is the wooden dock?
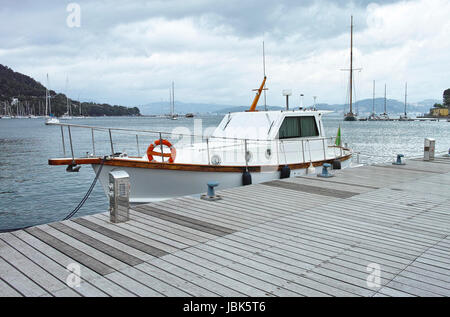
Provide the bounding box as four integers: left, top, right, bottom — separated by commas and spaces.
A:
1, 157, 450, 297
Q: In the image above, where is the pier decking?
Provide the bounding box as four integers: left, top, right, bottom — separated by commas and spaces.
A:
1, 157, 450, 297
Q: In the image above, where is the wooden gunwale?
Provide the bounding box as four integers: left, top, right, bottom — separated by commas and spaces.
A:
48, 153, 352, 173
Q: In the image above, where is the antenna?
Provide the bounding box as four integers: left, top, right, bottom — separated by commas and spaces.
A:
263, 41, 267, 111
282, 89, 292, 110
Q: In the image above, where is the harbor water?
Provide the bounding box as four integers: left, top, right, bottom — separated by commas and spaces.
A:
1, 115, 449, 231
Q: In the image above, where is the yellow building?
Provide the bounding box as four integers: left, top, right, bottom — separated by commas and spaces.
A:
431, 107, 449, 117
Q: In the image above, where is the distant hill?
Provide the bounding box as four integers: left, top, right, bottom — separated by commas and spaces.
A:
316, 98, 438, 116
141, 98, 436, 116
0, 64, 140, 117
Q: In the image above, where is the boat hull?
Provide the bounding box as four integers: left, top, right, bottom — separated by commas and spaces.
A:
92, 157, 352, 203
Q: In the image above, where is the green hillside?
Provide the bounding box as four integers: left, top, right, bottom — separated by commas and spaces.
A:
0, 64, 140, 117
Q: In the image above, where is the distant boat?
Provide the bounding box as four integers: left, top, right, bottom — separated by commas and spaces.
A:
61, 76, 73, 120
185, 113, 194, 118
378, 84, 390, 121
344, 16, 357, 122
44, 74, 60, 125
399, 82, 412, 121
45, 116, 60, 125
167, 81, 178, 120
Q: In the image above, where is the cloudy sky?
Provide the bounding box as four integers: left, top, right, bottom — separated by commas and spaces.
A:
0, 0, 449, 108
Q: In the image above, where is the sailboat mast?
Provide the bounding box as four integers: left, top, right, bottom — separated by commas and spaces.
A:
384, 84, 387, 114
372, 80, 375, 115
169, 86, 172, 117
349, 16, 353, 115
45, 74, 49, 116
404, 82, 407, 115
172, 81, 175, 116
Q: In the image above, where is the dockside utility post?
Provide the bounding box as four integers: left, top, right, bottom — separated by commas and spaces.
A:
109, 170, 130, 223
424, 138, 435, 161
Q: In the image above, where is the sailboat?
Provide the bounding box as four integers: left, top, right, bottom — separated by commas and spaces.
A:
1, 101, 12, 119
61, 76, 73, 120
45, 74, 60, 125
378, 84, 390, 121
368, 80, 378, 121
344, 16, 357, 121
399, 82, 412, 121
168, 81, 177, 120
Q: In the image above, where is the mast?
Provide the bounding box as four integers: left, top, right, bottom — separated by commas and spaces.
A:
262, 41, 267, 111
404, 82, 407, 116
66, 76, 70, 116
172, 81, 175, 116
45, 75, 48, 116
384, 84, 387, 114
372, 80, 375, 115
349, 15, 353, 115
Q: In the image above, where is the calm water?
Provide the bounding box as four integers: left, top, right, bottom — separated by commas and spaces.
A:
1, 115, 449, 231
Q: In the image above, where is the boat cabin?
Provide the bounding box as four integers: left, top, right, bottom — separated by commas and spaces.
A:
212, 109, 329, 141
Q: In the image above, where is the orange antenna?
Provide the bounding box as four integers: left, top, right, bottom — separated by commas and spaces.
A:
248, 76, 267, 112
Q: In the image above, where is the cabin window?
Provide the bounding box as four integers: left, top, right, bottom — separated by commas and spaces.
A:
278, 116, 319, 139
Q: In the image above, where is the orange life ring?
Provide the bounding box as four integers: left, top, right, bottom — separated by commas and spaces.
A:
146, 139, 176, 163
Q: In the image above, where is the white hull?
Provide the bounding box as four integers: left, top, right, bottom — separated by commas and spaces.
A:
92, 158, 351, 203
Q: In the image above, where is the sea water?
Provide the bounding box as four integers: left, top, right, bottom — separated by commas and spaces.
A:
0, 115, 449, 230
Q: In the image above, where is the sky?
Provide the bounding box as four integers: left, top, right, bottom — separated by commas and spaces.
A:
0, 0, 449, 108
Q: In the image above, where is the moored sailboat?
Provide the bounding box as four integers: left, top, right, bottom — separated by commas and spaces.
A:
344, 16, 358, 121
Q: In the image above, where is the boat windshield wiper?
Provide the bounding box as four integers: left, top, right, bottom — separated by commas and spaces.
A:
223, 113, 232, 130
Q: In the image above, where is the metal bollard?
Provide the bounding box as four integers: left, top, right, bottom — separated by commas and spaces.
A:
201, 181, 222, 201
317, 163, 334, 178
392, 154, 406, 165
109, 170, 130, 223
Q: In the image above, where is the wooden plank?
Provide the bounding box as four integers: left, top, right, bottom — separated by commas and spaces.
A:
49, 222, 143, 267
25, 226, 115, 276
0, 238, 77, 295
262, 180, 358, 198
0, 232, 108, 297
87, 214, 181, 253
104, 271, 164, 297
0, 257, 49, 297
62, 220, 155, 262
0, 278, 23, 297
94, 213, 192, 249
134, 205, 236, 236
72, 217, 169, 257
134, 262, 220, 297
117, 266, 192, 297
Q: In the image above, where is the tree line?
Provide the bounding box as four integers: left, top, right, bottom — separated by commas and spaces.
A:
0, 64, 140, 116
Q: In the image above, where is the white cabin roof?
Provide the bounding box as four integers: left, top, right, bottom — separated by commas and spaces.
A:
211, 109, 331, 140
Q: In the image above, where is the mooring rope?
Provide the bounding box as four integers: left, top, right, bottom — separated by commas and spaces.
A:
0, 158, 106, 233
63, 157, 106, 220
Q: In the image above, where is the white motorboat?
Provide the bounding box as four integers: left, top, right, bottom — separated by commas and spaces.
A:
49, 80, 352, 202
45, 116, 60, 125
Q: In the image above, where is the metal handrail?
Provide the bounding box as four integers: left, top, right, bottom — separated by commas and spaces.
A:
52, 122, 348, 166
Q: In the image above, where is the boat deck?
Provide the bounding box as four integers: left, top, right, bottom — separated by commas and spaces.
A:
1, 157, 450, 297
